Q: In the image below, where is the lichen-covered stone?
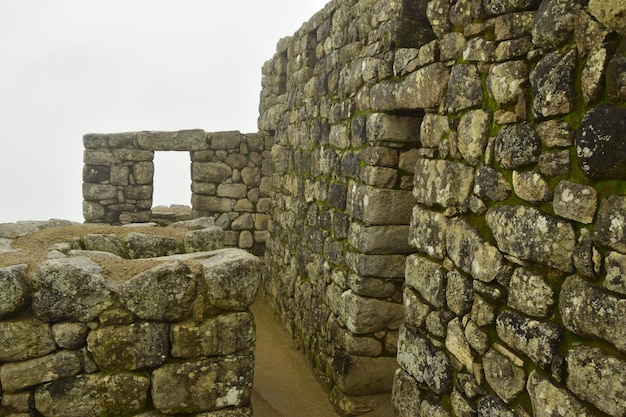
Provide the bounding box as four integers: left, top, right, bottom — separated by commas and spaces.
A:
392, 369, 422, 417
366, 113, 422, 145
341, 290, 404, 334
457, 109, 491, 166
446, 317, 474, 371
507, 267, 555, 318
152, 355, 253, 415
446, 218, 507, 283
35, 373, 150, 417
494, 11, 535, 41
0, 264, 28, 318
494, 124, 541, 169
576, 104, 626, 180
527, 370, 592, 417
125, 232, 182, 259
496, 310, 563, 370
170, 312, 255, 358
202, 249, 260, 311
184, 226, 225, 253
119, 261, 196, 321
0, 350, 82, 392
477, 395, 516, 417
445, 64, 483, 113
483, 348, 526, 404
405, 254, 446, 308
559, 275, 626, 353
605, 251, 626, 295
346, 252, 407, 278
420, 113, 450, 148
483, 0, 540, 16
348, 182, 414, 225
530, 49, 577, 118
582, 44, 610, 104
487, 61, 528, 106
553, 180, 597, 224
567, 346, 626, 417
573, 228, 601, 279
397, 325, 452, 395
331, 351, 397, 395
474, 166, 511, 201
31, 257, 113, 322
472, 295, 497, 327
81, 233, 128, 257
51, 322, 89, 349
536, 119, 574, 148
538, 150, 570, 177
588, 0, 626, 35
594, 195, 626, 252
413, 158, 474, 210
403, 287, 431, 329
465, 320, 490, 355
446, 269, 474, 316
348, 223, 412, 255
607, 39, 626, 102
87, 322, 169, 371
486, 205, 575, 272
408, 205, 448, 259
532, 0, 580, 49
574, 9, 609, 56
0, 316, 56, 362
512, 171, 552, 202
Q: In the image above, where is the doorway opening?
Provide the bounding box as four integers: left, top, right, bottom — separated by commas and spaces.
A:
151, 151, 192, 224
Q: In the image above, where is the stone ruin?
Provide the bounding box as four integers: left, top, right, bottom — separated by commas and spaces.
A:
2, 0, 626, 415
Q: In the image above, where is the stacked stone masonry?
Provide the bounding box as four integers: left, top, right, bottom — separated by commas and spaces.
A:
82, 130, 272, 255
259, 0, 626, 415
0, 221, 260, 417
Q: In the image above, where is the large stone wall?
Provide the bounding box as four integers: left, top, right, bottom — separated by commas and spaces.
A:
260, 0, 626, 415
0, 223, 260, 417
82, 130, 272, 254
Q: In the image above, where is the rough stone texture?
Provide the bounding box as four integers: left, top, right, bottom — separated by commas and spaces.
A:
553, 180, 597, 224
473, 166, 511, 201
487, 205, 575, 272
152, 355, 253, 415
487, 61, 528, 106
125, 232, 182, 259
576, 104, 626, 181
331, 352, 398, 395
341, 290, 404, 334
392, 369, 422, 417
0, 264, 28, 318
532, 0, 580, 49
594, 195, 626, 253
405, 254, 447, 308
184, 226, 225, 253
82, 233, 128, 257
567, 346, 626, 416
457, 110, 491, 166
527, 370, 592, 417
31, 257, 114, 322
530, 49, 577, 119
0, 350, 82, 392
413, 158, 475, 210
51, 322, 89, 349
494, 124, 541, 170
588, 0, 626, 35
605, 251, 626, 295
560, 275, 626, 353
408, 205, 448, 259
119, 261, 196, 321
507, 267, 555, 318
483, 348, 526, 404
445, 64, 484, 113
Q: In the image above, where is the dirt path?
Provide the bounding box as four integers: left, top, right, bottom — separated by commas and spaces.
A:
250, 295, 395, 417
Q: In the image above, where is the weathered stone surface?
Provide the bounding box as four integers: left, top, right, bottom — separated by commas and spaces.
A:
348, 275, 397, 299
487, 61, 528, 106
421, 398, 452, 417
119, 261, 196, 321
465, 320, 490, 355
341, 290, 404, 334
348, 182, 413, 225
405, 254, 446, 308
532, 0, 580, 49
87, 322, 168, 371
0, 316, 56, 362
512, 171, 552, 202
588, 0, 626, 35
152, 355, 253, 414
496, 310, 563, 370
446, 317, 474, 371
171, 312, 255, 358
573, 228, 602, 279
576, 104, 626, 180
392, 369, 422, 417
192, 162, 232, 183
445, 64, 483, 113
605, 251, 626, 295
494, 124, 541, 169
184, 227, 224, 253
607, 39, 626, 102
595, 196, 626, 253
137, 129, 207, 151
346, 252, 407, 278
530, 49, 577, 119
560, 275, 626, 353
539, 150, 570, 177
368, 63, 450, 111
553, 180, 597, 224
51, 322, 89, 349
168, 216, 215, 230
484, 0, 540, 16
426, 310, 454, 339
457, 109, 491, 166
0, 264, 28, 318
582, 44, 610, 104
0, 350, 81, 392
474, 166, 511, 201
527, 370, 592, 417
397, 325, 452, 395
35, 373, 150, 417
574, 9, 609, 56
446, 269, 474, 316
366, 113, 422, 145
567, 346, 626, 416
408, 205, 448, 259
508, 267, 554, 318
463, 38, 497, 62
413, 158, 474, 210
486, 205, 575, 272
446, 218, 507, 283
477, 395, 516, 417
403, 287, 431, 329
483, 348, 526, 404
427, 0, 452, 38
331, 351, 397, 395
202, 249, 260, 311
420, 113, 450, 148
536, 119, 574, 148
31, 257, 113, 322
494, 11, 535, 41
472, 295, 497, 326
348, 223, 412, 254
82, 233, 128, 257
125, 232, 182, 259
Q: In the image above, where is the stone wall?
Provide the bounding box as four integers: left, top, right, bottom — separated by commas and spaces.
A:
0, 223, 260, 417
82, 130, 272, 254
260, 0, 626, 415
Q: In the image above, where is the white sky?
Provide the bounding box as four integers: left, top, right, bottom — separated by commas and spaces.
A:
0, 0, 328, 223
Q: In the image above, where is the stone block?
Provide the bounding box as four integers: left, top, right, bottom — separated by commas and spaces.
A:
553, 180, 597, 224
445, 64, 483, 113
594, 195, 626, 252
331, 351, 397, 395
527, 370, 592, 417
347, 182, 413, 225
405, 254, 446, 308
530, 49, 576, 119
0, 264, 28, 319
184, 227, 224, 253
35, 373, 150, 417
532, 0, 580, 49
346, 252, 407, 278
605, 251, 626, 295
202, 249, 261, 311
366, 113, 422, 145
125, 232, 182, 259
0, 350, 81, 392
507, 267, 554, 318
413, 158, 474, 210
483, 348, 525, 404
512, 170, 552, 202
408, 205, 448, 259
137, 130, 207, 151
211, 131, 243, 150
82, 183, 118, 201
457, 109, 491, 166
82, 233, 127, 257
340, 290, 404, 334
216, 183, 247, 199
403, 287, 431, 329
191, 162, 232, 183
348, 223, 412, 254
51, 322, 89, 349
494, 124, 540, 170
392, 369, 422, 417
446, 317, 474, 372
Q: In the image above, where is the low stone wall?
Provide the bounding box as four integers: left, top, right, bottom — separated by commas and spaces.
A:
82, 130, 272, 254
0, 222, 260, 417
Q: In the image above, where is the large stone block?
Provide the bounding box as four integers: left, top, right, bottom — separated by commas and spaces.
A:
0, 350, 81, 392
0, 316, 56, 362
483, 348, 526, 404
494, 124, 541, 170
82, 233, 128, 257
348, 223, 412, 254
202, 249, 260, 311
125, 232, 182, 259
340, 290, 404, 334
527, 370, 592, 417
152, 355, 253, 415
192, 162, 233, 183
445, 64, 483, 113
392, 369, 422, 417
486, 205, 575, 272
346, 252, 407, 278
331, 351, 397, 395
457, 109, 491, 166
507, 267, 555, 318
31, 257, 114, 322
594, 195, 626, 252
405, 254, 446, 308
365, 113, 422, 145
530, 49, 576, 119
184, 227, 224, 253
137, 129, 208, 151
413, 158, 474, 210
35, 373, 150, 417
408, 205, 448, 259
347, 182, 413, 225
0, 264, 28, 318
